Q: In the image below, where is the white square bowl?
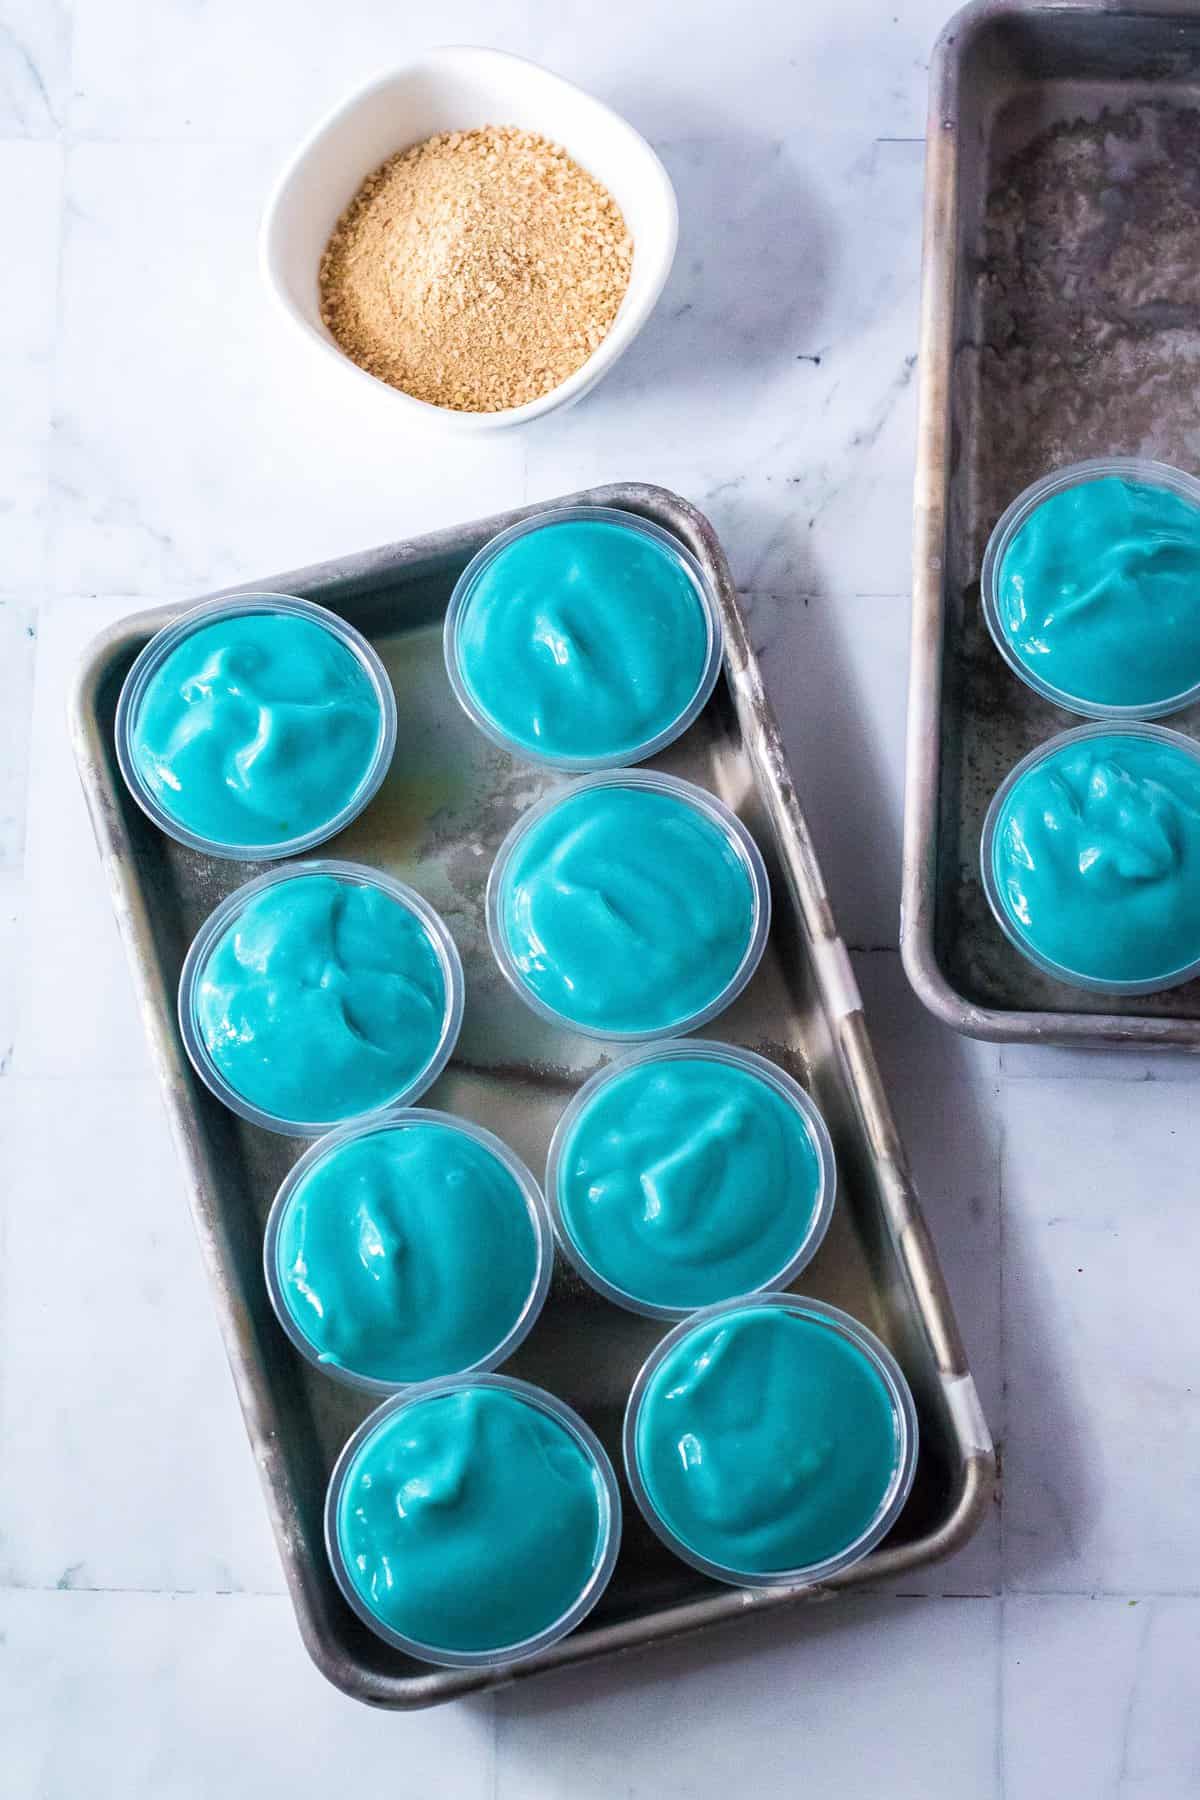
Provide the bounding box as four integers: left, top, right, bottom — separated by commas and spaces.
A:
260, 47, 678, 432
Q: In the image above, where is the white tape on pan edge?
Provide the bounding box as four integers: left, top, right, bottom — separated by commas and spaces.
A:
942, 1372, 993, 1457
819, 935, 862, 1021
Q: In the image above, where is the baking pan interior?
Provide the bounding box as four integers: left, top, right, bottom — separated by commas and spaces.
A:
78, 488, 987, 1705
939, 3, 1200, 1022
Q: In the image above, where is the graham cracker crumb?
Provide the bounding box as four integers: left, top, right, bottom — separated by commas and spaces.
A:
318, 125, 634, 413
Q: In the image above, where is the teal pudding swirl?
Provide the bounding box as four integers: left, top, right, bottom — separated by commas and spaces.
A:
983, 725, 1200, 993
447, 509, 720, 768
266, 1113, 549, 1389
549, 1044, 834, 1315
327, 1379, 620, 1664
181, 864, 462, 1132
985, 464, 1200, 716
118, 596, 394, 855
625, 1298, 916, 1585
488, 774, 769, 1039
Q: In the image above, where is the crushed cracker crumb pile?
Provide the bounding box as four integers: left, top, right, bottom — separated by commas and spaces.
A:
319, 126, 634, 413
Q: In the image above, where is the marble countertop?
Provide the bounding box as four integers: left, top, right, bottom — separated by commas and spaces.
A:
3, 0, 1198, 1793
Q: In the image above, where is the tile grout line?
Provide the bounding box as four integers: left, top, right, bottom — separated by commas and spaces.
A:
0, 122, 934, 152
999, 1587, 1200, 1601
996, 1079, 1010, 1796
490, 1687, 502, 1800
60, 0, 79, 141
8, 601, 40, 883
997, 1593, 1007, 1800
1115, 1599, 1155, 1791
996, 1098, 1007, 1590
0, 1581, 287, 1599
7, 1577, 1195, 1602
0, 1060, 6, 1500
39, 26, 73, 609
518, 429, 532, 514
999, 1067, 1200, 1086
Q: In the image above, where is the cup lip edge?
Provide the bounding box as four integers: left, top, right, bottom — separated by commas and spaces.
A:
620, 1293, 919, 1590
442, 505, 725, 771
544, 1038, 837, 1320
113, 591, 398, 861
483, 769, 772, 1043
177, 859, 465, 1137
262, 1107, 554, 1393
979, 456, 1200, 720
323, 1371, 623, 1666
979, 718, 1200, 996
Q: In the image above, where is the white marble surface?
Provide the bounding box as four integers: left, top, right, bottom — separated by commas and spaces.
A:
3, 0, 1199, 1793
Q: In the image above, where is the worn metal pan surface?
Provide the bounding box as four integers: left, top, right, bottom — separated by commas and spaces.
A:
72, 483, 991, 1708
905, 0, 1200, 1047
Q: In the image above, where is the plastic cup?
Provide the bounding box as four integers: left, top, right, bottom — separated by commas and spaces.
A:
443, 506, 724, 771
545, 1039, 836, 1319
178, 859, 464, 1136
623, 1293, 918, 1589
115, 592, 397, 860
980, 720, 1200, 995
980, 456, 1200, 719
263, 1109, 553, 1393
486, 770, 771, 1042
325, 1374, 622, 1667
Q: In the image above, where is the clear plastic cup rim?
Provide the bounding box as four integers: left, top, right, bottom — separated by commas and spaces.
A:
980, 456, 1200, 721
325, 1373, 622, 1667
443, 505, 725, 771
622, 1293, 919, 1590
178, 859, 464, 1136
263, 1109, 554, 1394
114, 591, 398, 861
980, 719, 1200, 997
485, 770, 772, 1043
545, 1039, 837, 1320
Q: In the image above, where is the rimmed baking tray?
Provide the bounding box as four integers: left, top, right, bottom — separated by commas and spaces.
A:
904, 0, 1200, 1048
72, 483, 992, 1709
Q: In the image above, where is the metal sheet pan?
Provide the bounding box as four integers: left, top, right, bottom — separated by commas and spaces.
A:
71, 483, 992, 1708
904, 0, 1200, 1048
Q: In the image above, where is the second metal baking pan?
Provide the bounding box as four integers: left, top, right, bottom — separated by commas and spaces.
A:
904, 0, 1200, 1048
72, 483, 992, 1708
